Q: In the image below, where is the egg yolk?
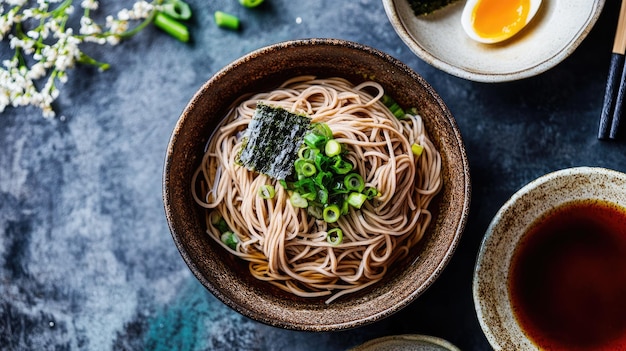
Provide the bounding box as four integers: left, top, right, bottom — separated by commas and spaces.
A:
471, 0, 531, 41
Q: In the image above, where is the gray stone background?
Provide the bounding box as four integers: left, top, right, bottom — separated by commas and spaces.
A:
2, 0, 626, 350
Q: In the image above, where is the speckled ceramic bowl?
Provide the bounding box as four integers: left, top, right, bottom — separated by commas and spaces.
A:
382, 0, 605, 82
163, 38, 471, 331
349, 334, 461, 351
474, 167, 626, 349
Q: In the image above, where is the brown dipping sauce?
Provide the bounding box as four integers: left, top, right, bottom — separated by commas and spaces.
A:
509, 199, 626, 351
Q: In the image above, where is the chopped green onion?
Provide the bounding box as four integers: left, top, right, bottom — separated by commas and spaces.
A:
279, 179, 290, 190
347, 192, 368, 209
412, 143, 424, 158
221, 231, 238, 250
340, 199, 350, 215
382, 94, 407, 119
214, 11, 240, 30
331, 180, 349, 194
239, 0, 264, 7
364, 187, 379, 199
344, 173, 365, 192
324, 139, 342, 157
290, 192, 308, 208
315, 171, 333, 189
294, 178, 317, 196
310, 123, 333, 140
298, 160, 317, 177
331, 157, 353, 174
258, 184, 275, 199
317, 188, 329, 204
154, 12, 190, 42
307, 205, 324, 219
323, 205, 341, 223
326, 228, 343, 246
212, 215, 230, 233
303, 133, 327, 149
162, 0, 192, 20
284, 122, 378, 224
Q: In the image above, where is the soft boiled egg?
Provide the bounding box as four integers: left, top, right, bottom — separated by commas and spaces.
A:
461, 0, 542, 44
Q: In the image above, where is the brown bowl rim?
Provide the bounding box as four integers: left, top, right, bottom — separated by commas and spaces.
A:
163, 38, 471, 331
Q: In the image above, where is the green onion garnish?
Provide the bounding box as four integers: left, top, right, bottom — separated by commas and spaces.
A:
239, 0, 264, 7
364, 186, 379, 199
311, 122, 333, 140
290, 192, 308, 208
214, 11, 240, 30
221, 231, 239, 250
344, 173, 365, 192
326, 228, 343, 246
330, 157, 353, 174
412, 143, 424, 158
162, 0, 192, 20
282, 122, 379, 223
382, 94, 408, 120
324, 139, 342, 157
258, 184, 275, 199
212, 215, 230, 233
303, 133, 327, 149
323, 205, 341, 223
347, 192, 368, 209
154, 12, 190, 42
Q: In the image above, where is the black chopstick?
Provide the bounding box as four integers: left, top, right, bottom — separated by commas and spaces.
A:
599, 0, 626, 140
611, 62, 626, 139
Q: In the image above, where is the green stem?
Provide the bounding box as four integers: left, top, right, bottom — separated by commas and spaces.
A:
77, 52, 111, 70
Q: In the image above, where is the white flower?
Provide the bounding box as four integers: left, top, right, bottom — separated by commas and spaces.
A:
117, 8, 130, 21
106, 16, 128, 36
80, 0, 98, 10
1, 0, 168, 118
7, 0, 28, 6
27, 62, 46, 80
79, 15, 101, 35
130, 1, 153, 19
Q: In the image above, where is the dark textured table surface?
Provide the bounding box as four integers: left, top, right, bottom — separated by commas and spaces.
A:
3, 0, 626, 350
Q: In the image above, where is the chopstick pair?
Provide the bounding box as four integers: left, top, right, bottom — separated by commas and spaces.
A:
599, 0, 626, 140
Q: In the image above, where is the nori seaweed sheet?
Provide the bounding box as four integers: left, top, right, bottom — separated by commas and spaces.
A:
237, 103, 311, 180
407, 0, 459, 15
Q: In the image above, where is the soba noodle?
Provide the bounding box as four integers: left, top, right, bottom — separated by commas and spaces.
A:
192, 76, 442, 303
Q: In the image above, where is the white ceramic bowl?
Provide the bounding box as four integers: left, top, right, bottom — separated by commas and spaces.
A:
382, 0, 605, 82
473, 167, 626, 350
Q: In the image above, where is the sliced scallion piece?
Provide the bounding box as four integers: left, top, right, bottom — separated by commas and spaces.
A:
295, 159, 316, 177
154, 12, 190, 42
310, 123, 333, 140
303, 133, 327, 149
344, 173, 365, 192
221, 231, 238, 250
239, 0, 264, 8
330, 157, 352, 174
347, 192, 368, 209
214, 11, 240, 30
324, 139, 342, 157
212, 215, 230, 233
412, 143, 424, 158
258, 184, 275, 199
326, 228, 343, 246
382, 94, 407, 119
290, 192, 308, 208
323, 204, 341, 223
162, 0, 192, 20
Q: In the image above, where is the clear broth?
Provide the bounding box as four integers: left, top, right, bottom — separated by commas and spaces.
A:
509, 199, 626, 350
